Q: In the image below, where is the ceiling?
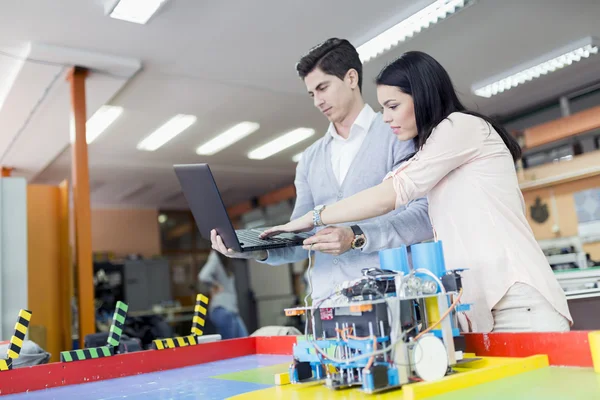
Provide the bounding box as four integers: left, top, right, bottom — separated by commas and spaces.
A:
1, 0, 599, 209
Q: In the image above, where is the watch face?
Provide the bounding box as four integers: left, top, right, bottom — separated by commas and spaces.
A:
354, 238, 365, 248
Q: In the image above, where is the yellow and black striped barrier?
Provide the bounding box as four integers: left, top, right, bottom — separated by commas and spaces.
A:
191, 294, 209, 336
107, 301, 128, 348
153, 334, 200, 350
153, 293, 209, 350
0, 309, 33, 371
0, 358, 13, 371
60, 301, 128, 363
60, 345, 115, 362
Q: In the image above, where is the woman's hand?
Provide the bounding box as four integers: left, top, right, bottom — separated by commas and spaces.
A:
260, 211, 313, 239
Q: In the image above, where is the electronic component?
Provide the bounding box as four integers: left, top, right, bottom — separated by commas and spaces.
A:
441, 270, 463, 292
283, 240, 472, 395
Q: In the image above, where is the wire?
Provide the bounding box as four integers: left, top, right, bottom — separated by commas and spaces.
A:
303, 245, 314, 337
309, 333, 423, 367
302, 245, 338, 338
303, 245, 315, 309
309, 284, 421, 367
301, 255, 456, 369
414, 288, 463, 340
360, 285, 394, 368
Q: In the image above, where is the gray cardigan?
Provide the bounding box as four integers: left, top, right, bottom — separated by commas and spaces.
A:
261, 113, 433, 300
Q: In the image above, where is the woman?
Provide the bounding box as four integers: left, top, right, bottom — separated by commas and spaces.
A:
198, 250, 249, 339
262, 51, 572, 333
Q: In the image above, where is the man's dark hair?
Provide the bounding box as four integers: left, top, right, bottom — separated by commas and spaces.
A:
296, 38, 363, 92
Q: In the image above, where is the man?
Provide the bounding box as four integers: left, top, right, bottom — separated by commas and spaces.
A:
211, 38, 432, 301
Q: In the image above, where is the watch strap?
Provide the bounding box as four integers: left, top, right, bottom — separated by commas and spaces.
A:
313, 205, 325, 227
350, 225, 364, 236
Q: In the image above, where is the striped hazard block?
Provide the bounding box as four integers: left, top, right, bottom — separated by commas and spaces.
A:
153, 293, 210, 350
61, 301, 128, 363
153, 335, 200, 350
60, 345, 115, 362
191, 294, 208, 336
108, 301, 128, 347
0, 358, 13, 371
0, 309, 33, 372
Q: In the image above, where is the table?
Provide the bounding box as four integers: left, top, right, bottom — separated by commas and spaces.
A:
0, 333, 598, 400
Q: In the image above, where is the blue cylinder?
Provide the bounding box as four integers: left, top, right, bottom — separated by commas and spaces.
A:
410, 241, 447, 278
379, 246, 410, 274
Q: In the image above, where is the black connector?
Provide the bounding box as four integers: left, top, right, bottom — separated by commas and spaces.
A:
371, 365, 389, 390
294, 361, 313, 381
441, 270, 463, 292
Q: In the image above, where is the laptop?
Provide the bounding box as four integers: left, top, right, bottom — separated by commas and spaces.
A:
173, 163, 310, 253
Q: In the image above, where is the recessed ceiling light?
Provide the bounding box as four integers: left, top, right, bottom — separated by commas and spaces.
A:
248, 128, 315, 160
196, 122, 260, 156
106, 0, 169, 25
86, 105, 123, 144
137, 114, 197, 151
472, 36, 599, 98
357, 0, 475, 63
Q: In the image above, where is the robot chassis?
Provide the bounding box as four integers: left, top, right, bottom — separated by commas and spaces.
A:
284, 256, 471, 394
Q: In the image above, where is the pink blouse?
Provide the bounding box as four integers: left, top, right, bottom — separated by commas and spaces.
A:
384, 112, 572, 332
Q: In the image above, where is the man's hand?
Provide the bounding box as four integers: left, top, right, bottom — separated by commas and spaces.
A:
301, 226, 355, 256
211, 229, 267, 261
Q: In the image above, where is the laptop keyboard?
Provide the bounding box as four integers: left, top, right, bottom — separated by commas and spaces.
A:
236, 229, 307, 249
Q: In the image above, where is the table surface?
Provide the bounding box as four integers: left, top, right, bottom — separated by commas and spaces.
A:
2, 355, 599, 400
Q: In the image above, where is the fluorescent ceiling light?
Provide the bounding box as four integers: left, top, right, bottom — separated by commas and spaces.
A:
357, 0, 474, 63
473, 37, 599, 98
86, 105, 123, 144
248, 128, 315, 160
292, 153, 303, 162
107, 0, 168, 24
137, 114, 197, 151
196, 121, 260, 156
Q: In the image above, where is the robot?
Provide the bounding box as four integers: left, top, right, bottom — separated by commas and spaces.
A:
283, 240, 471, 394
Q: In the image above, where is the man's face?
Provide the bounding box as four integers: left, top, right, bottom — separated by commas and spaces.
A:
304, 68, 356, 124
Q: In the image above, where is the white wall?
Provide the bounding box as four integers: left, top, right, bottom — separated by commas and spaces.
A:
0, 178, 28, 341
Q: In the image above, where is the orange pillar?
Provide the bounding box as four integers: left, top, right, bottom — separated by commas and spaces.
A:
59, 180, 73, 351
67, 67, 95, 346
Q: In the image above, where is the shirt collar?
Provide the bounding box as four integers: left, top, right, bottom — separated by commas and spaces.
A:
326, 104, 377, 141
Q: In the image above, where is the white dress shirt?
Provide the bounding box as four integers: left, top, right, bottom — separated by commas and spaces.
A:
328, 104, 377, 185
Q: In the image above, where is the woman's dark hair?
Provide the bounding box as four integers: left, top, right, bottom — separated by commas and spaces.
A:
375, 51, 521, 161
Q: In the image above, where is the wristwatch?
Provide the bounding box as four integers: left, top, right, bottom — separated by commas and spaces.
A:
313, 205, 326, 227
350, 225, 366, 250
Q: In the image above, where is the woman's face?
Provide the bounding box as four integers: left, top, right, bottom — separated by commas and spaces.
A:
377, 85, 418, 141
